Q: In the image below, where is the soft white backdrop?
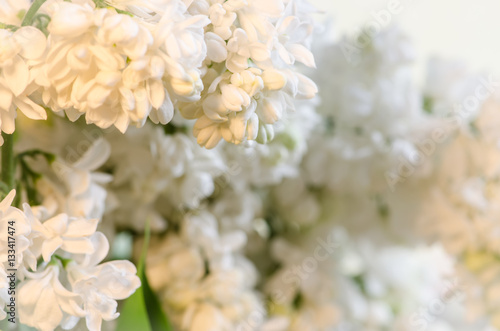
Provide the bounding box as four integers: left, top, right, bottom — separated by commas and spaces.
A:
311, 0, 500, 79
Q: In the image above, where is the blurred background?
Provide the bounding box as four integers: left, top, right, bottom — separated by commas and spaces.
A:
310, 0, 500, 79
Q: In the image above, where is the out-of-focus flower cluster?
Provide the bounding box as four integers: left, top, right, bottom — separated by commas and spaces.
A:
2, 0, 500, 330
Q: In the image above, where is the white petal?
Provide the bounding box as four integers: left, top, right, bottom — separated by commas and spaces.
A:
42, 237, 64, 261
48, 3, 93, 37
3, 55, 29, 96
72, 138, 111, 171
249, 43, 270, 62
0, 189, 15, 210
61, 238, 95, 255
262, 69, 287, 91
252, 0, 284, 18
0, 85, 13, 111
205, 32, 227, 63
14, 27, 46, 60
65, 218, 98, 237
288, 43, 316, 68
147, 80, 165, 109
229, 114, 247, 143
246, 113, 259, 141
114, 110, 130, 133
203, 94, 228, 121
44, 214, 69, 234
133, 87, 151, 121
259, 97, 283, 124
295, 73, 318, 99
82, 232, 110, 267
15, 96, 47, 120
95, 71, 122, 87
153, 90, 174, 124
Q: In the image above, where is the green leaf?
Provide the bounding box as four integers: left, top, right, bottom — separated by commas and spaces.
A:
116, 221, 173, 331
0, 318, 38, 331
18, 324, 38, 331
115, 284, 151, 331
142, 267, 172, 331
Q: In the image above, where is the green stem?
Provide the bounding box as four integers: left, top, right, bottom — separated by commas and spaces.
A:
93, 0, 133, 16
21, 0, 47, 27
0, 22, 19, 31
137, 220, 151, 274
1, 132, 15, 191
93, 0, 106, 8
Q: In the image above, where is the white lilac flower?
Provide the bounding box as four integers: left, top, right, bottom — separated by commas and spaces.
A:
106, 123, 226, 231
0, 0, 30, 25
146, 211, 264, 331
4, 0, 317, 149
262, 222, 478, 331
263, 230, 344, 331
0, 191, 32, 321
0, 188, 139, 330
0, 268, 9, 321
423, 57, 487, 120
38, 0, 208, 133
0, 190, 31, 268
7, 2, 500, 331
67, 232, 140, 330
209, 185, 263, 233
274, 9, 315, 68
25, 206, 99, 263
413, 103, 500, 328
35, 138, 112, 220
177, 0, 318, 148
335, 242, 456, 330
220, 100, 320, 187
19, 265, 86, 331
270, 176, 320, 228
304, 26, 430, 194
0, 26, 47, 144
417, 117, 500, 257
